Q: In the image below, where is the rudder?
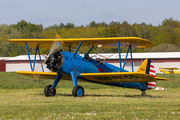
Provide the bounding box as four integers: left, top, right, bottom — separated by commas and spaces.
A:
136, 59, 156, 90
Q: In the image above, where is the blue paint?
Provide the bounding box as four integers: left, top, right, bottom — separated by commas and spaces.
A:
25, 44, 44, 72
118, 41, 122, 71
77, 77, 147, 90
58, 42, 61, 50
57, 51, 147, 90
25, 42, 33, 71
73, 42, 82, 58
52, 71, 62, 88
72, 58, 85, 73
71, 71, 77, 87
40, 44, 148, 91
77, 89, 82, 96
129, 45, 134, 72
32, 47, 38, 71
24, 41, 149, 92
85, 59, 113, 73
54, 50, 148, 91
123, 46, 130, 70
37, 47, 44, 72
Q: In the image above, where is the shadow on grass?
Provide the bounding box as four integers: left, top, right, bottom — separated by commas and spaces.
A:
33, 93, 164, 98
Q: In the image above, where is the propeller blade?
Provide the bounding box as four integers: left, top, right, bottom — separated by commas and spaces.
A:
49, 41, 59, 56
56, 34, 63, 44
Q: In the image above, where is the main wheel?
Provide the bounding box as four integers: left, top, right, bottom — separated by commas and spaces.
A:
44, 85, 56, 97
141, 91, 146, 96
72, 85, 84, 97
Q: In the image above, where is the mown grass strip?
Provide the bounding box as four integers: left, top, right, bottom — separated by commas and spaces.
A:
0, 72, 180, 119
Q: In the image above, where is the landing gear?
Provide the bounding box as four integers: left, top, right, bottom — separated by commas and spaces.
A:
44, 85, 56, 97
72, 85, 84, 97
141, 90, 146, 96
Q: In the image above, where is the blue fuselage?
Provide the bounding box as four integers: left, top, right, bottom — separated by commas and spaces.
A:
58, 51, 147, 90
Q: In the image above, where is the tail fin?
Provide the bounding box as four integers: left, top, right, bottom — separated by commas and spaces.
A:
136, 59, 156, 90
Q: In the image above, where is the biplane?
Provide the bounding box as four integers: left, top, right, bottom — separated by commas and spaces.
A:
9, 36, 168, 97
159, 67, 180, 74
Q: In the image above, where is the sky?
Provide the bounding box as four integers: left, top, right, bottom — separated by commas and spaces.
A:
0, 0, 180, 28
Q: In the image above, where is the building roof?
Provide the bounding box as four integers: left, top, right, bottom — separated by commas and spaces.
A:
0, 57, 9, 60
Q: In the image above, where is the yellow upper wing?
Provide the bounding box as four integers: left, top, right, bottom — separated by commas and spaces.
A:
9, 37, 153, 49
80, 72, 169, 83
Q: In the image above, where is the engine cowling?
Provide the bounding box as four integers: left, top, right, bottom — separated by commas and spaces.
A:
45, 49, 63, 72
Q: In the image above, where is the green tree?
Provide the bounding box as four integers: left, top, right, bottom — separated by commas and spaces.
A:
145, 43, 180, 52
65, 22, 75, 29
117, 25, 137, 37
98, 28, 116, 37
89, 21, 96, 27
13, 20, 28, 33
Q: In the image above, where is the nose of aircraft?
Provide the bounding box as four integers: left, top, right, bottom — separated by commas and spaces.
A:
45, 49, 64, 72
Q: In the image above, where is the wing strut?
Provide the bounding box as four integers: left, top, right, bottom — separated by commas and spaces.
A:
57, 42, 61, 50
25, 42, 33, 71
122, 45, 134, 72
73, 41, 83, 58
82, 46, 94, 59
37, 47, 44, 72
122, 46, 130, 70
25, 42, 44, 72
118, 41, 122, 71
129, 45, 134, 72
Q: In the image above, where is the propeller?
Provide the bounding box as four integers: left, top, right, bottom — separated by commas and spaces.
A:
44, 34, 64, 72
46, 34, 63, 61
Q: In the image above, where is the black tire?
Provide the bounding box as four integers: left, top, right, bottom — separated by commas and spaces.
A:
72, 85, 84, 97
72, 87, 76, 96
141, 91, 146, 96
44, 85, 56, 97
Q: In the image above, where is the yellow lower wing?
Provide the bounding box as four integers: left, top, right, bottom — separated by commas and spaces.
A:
16, 71, 57, 80
80, 72, 169, 83
16, 71, 71, 80
16, 71, 169, 82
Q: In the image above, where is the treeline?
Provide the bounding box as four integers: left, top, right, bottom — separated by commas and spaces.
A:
0, 18, 180, 57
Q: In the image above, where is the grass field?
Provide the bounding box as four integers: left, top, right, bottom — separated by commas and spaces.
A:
0, 72, 180, 119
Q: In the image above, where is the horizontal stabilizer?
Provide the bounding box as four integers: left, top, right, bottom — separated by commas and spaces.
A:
154, 77, 169, 81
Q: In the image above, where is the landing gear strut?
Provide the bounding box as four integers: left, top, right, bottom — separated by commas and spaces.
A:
44, 85, 56, 97
141, 90, 146, 96
72, 85, 84, 97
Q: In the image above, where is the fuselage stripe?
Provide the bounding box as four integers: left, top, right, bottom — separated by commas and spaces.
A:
150, 69, 155, 73
147, 62, 156, 90
148, 83, 156, 87
150, 65, 154, 68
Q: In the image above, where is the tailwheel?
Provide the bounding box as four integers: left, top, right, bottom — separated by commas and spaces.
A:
44, 85, 56, 97
72, 85, 84, 97
141, 90, 146, 96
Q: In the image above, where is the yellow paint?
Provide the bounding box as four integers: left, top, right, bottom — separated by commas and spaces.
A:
136, 59, 148, 74
80, 72, 169, 83
9, 37, 153, 49
159, 67, 180, 74
16, 70, 168, 82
